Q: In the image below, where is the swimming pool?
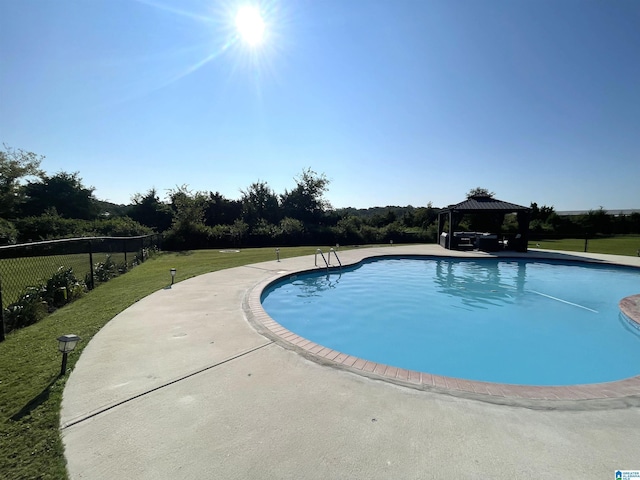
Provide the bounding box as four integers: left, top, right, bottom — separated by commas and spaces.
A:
261, 257, 640, 386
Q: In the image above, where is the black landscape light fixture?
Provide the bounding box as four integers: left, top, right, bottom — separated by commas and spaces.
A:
276, 248, 280, 262
170, 268, 177, 285
57, 334, 81, 376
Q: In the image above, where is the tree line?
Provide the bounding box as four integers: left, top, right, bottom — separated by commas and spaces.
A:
0, 145, 438, 249
1, 145, 639, 249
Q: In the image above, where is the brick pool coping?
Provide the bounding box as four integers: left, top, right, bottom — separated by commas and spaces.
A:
246, 252, 640, 403
620, 294, 640, 331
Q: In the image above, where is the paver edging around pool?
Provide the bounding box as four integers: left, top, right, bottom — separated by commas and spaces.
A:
243, 252, 640, 408
620, 294, 640, 331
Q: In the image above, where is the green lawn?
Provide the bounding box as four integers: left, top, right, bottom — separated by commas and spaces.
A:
529, 235, 640, 257
0, 246, 332, 480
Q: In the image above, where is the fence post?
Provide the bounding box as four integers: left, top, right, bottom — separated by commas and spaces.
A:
584, 235, 588, 253
0, 276, 5, 342
123, 239, 127, 267
88, 239, 95, 290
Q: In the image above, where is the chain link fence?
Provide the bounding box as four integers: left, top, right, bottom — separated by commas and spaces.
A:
0, 235, 161, 338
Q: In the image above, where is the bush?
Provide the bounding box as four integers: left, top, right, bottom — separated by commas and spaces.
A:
0, 218, 18, 245
2, 266, 89, 333
42, 266, 86, 307
15, 213, 153, 241
3, 286, 48, 332
277, 217, 305, 242
94, 255, 118, 283
92, 217, 154, 237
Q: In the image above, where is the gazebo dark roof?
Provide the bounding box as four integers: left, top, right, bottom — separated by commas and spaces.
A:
446, 195, 530, 212
437, 195, 531, 252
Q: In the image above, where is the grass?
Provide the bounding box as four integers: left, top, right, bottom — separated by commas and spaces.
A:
529, 235, 640, 257
0, 246, 332, 480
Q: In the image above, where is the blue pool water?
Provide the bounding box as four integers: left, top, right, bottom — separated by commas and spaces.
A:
261, 257, 640, 386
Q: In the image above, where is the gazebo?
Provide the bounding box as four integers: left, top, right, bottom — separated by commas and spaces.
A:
437, 195, 531, 252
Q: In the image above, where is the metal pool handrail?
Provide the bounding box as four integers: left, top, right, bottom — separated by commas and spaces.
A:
315, 249, 329, 269
329, 248, 342, 268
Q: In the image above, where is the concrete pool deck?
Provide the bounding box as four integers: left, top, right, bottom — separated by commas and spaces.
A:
61, 245, 640, 479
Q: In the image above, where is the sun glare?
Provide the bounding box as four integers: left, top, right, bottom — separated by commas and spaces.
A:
235, 6, 266, 46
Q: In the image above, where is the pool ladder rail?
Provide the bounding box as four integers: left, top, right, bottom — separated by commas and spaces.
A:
315, 248, 342, 269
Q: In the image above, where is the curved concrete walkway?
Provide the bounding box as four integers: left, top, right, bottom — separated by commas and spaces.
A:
61, 245, 640, 479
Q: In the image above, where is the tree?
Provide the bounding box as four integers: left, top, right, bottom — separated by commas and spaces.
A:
368, 209, 396, 228
466, 187, 495, 198
168, 185, 207, 229
163, 185, 211, 249
205, 191, 242, 226
630, 212, 640, 234
240, 181, 280, 225
582, 207, 611, 235
128, 188, 172, 232
530, 203, 555, 223
413, 203, 437, 229
0, 144, 44, 219
21, 171, 99, 219
281, 169, 331, 224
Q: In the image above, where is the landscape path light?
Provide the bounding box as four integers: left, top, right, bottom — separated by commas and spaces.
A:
57, 334, 81, 376
170, 268, 177, 286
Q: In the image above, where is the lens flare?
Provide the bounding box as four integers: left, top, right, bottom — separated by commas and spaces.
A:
235, 6, 266, 46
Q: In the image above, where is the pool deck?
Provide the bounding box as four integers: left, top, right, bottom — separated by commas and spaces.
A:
61, 245, 640, 479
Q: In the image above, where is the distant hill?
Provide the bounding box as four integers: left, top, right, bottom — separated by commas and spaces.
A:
335, 205, 432, 218
95, 199, 129, 217
556, 209, 640, 216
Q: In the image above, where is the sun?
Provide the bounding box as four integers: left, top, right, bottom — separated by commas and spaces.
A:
235, 5, 266, 47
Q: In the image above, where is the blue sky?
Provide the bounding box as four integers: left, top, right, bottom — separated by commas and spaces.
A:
1, 0, 639, 210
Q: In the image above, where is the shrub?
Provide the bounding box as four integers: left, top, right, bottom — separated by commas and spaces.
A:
2, 266, 89, 333
425, 223, 439, 242
163, 222, 213, 250
14, 213, 153, 242
94, 255, 118, 283
42, 266, 86, 308
0, 218, 18, 245
92, 217, 154, 237
277, 217, 305, 242
3, 286, 48, 332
